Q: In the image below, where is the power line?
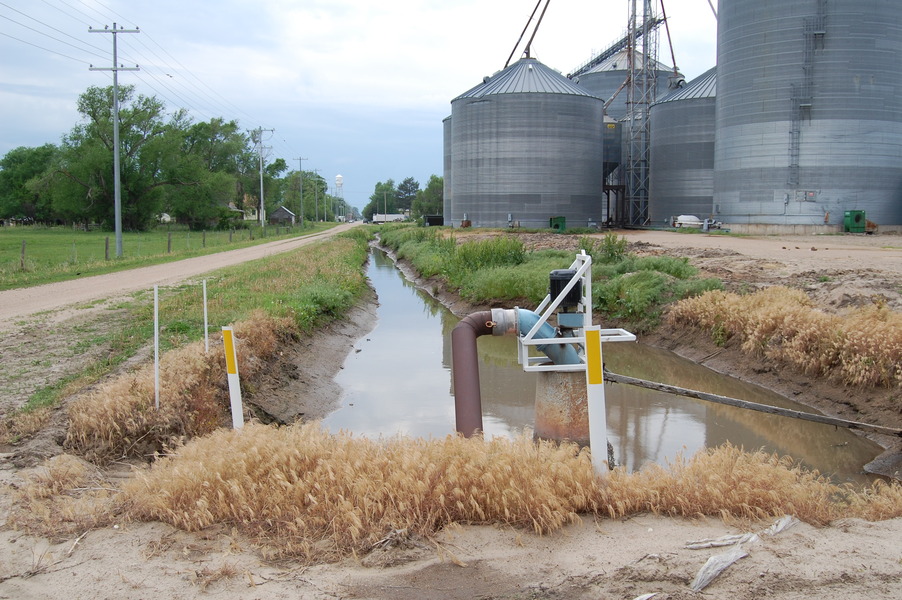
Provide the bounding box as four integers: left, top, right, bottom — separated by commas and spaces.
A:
1, 1, 107, 54
0, 28, 87, 63
38, 0, 92, 27
3, 0, 294, 167
0, 12, 107, 60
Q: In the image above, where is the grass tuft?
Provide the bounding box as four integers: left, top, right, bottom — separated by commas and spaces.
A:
8, 454, 118, 538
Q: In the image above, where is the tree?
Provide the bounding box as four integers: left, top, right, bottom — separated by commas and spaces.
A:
362, 179, 397, 221
163, 118, 256, 229
0, 144, 57, 221
412, 174, 443, 219
396, 176, 419, 211
44, 85, 181, 230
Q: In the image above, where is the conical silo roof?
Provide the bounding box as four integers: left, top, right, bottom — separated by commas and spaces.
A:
453, 57, 592, 101
583, 49, 672, 74
655, 66, 716, 104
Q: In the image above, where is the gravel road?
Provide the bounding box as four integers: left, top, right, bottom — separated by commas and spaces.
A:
0, 223, 358, 331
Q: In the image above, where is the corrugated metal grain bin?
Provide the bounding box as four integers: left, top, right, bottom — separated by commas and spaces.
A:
446, 57, 605, 229
714, 0, 902, 227
649, 66, 716, 225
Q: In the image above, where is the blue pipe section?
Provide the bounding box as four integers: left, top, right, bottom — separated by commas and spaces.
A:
516, 308, 581, 365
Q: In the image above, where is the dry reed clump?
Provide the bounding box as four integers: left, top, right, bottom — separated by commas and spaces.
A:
123, 422, 603, 561
8, 454, 117, 539
65, 311, 295, 464
122, 423, 902, 562
667, 286, 902, 388
600, 444, 843, 525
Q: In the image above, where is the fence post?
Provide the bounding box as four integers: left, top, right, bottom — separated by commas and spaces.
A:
202, 230, 206, 248
105, 236, 110, 261
20, 240, 25, 271
167, 232, 172, 253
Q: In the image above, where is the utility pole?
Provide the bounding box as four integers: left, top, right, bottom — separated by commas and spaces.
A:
89, 23, 139, 258
294, 156, 307, 227
251, 127, 274, 227
335, 175, 344, 221
313, 168, 320, 222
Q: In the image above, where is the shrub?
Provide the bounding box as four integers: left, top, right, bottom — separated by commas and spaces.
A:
584, 232, 628, 263
448, 236, 526, 282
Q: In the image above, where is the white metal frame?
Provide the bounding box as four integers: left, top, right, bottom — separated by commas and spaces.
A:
517, 251, 635, 372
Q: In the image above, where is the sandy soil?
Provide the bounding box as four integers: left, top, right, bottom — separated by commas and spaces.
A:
2, 227, 902, 599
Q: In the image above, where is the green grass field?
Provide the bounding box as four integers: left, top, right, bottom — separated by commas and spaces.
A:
0, 222, 336, 290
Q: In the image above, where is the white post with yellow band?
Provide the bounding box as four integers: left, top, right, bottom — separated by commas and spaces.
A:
584, 325, 607, 476
221, 326, 245, 429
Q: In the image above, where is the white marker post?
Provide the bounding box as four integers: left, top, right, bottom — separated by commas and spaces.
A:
584, 326, 608, 476
202, 280, 209, 354
221, 326, 245, 429
154, 285, 160, 410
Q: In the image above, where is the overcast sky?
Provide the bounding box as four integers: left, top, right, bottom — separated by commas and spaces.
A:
1, 0, 717, 210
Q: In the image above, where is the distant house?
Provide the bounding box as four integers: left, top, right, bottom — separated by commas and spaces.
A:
269, 206, 296, 225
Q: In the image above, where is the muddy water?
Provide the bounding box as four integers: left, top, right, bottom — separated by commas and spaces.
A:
325, 248, 882, 483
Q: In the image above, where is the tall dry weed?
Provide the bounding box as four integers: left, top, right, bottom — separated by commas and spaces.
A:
8, 454, 117, 538
667, 286, 902, 388
122, 423, 902, 562
65, 311, 294, 464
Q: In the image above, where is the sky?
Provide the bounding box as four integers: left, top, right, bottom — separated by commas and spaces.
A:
1, 0, 718, 211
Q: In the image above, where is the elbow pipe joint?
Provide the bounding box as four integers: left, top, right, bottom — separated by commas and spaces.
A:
452, 308, 581, 438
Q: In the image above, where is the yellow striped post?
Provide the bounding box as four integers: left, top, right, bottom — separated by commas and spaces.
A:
222, 326, 245, 429
584, 326, 608, 475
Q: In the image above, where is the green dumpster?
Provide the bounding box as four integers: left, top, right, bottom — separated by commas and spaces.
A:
844, 210, 866, 233
549, 216, 566, 232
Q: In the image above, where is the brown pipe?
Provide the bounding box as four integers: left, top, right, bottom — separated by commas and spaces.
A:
451, 310, 496, 437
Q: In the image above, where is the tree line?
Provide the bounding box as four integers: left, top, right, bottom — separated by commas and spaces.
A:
0, 85, 443, 231
361, 175, 443, 222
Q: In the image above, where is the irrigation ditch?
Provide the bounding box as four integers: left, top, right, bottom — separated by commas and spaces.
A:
365, 238, 901, 482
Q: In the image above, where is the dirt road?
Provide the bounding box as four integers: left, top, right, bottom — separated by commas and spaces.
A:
0, 223, 359, 330
620, 229, 902, 276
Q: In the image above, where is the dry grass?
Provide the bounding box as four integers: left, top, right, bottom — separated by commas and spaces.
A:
667, 286, 902, 388
64, 311, 295, 464
0, 407, 52, 444
122, 423, 902, 562
7, 454, 118, 539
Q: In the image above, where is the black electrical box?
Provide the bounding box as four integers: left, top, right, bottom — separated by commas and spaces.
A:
549, 269, 581, 307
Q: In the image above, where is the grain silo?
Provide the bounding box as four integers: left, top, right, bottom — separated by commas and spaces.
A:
575, 49, 679, 119
649, 66, 716, 225
442, 115, 452, 225
446, 57, 605, 229
715, 0, 902, 230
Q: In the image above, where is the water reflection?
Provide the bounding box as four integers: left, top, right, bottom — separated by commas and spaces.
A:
324, 248, 882, 483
